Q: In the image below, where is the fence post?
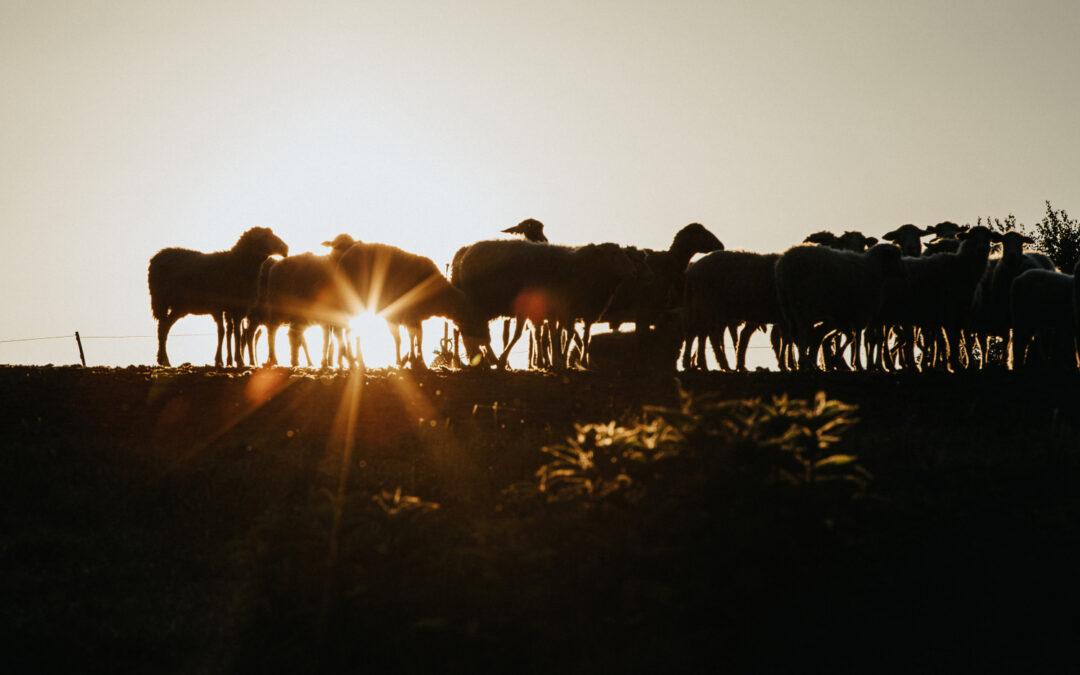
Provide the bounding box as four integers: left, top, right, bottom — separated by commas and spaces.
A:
75, 331, 86, 367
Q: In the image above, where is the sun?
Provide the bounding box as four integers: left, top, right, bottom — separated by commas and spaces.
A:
344, 311, 399, 369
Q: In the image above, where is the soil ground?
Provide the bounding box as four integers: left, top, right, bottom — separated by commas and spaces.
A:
2, 365, 1079, 673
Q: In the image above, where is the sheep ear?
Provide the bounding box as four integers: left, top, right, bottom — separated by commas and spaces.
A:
866, 237, 878, 248
321, 240, 333, 247
1022, 235, 1035, 245
989, 231, 1004, 243
882, 229, 898, 241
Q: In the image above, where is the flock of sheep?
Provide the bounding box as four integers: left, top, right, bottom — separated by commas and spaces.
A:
146, 217, 1080, 373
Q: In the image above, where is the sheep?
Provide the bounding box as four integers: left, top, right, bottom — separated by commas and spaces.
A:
501, 218, 548, 243
257, 252, 354, 368
881, 224, 931, 257
602, 222, 724, 333
970, 231, 1056, 367
802, 230, 880, 369
239, 234, 360, 368
803, 231, 844, 248
877, 226, 1001, 372
222, 235, 355, 367
497, 219, 552, 366
803, 230, 877, 253
586, 313, 685, 374
450, 239, 637, 369
775, 243, 906, 371
1010, 268, 1077, 370
148, 226, 289, 367
682, 250, 787, 372
921, 221, 967, 254
338, 241, 488, 368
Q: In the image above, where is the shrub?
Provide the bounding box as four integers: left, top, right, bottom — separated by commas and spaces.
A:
509, 385, 868, 509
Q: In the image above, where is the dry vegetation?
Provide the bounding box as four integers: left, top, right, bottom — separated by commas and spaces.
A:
3, 365, 1080, 672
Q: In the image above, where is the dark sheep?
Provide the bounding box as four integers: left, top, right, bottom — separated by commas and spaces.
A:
338, 242, 488, 368
451, 239, 637, 369
148, 226, 289, 367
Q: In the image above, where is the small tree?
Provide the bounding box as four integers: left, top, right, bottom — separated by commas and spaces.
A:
979, 202, 1079, 271
1031, 201, 1080, 272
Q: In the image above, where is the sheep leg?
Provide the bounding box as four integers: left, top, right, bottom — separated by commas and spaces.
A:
320, 325, 333, 369
708, 328, 731, 371
496, 317, 526, 369
229, 316, 245, 367
578, 322, 594, 369
300, 334, 313, 367
769, 325, 785, 371
225, 316, 236, 367
243, 323, 258, 366
213, 313, 226, 367
850, 330, 865, 372
288, 325, 304, 367
265, 323, 280, 366
156, 311, 178, 366
410, 324, 426, 369
388, 324, 404, 366
735, 324, 756, 372
1010, 328, 1029, 369
680, 336, 695, 370
801, 323, 829, 371
550, 320, 567, 370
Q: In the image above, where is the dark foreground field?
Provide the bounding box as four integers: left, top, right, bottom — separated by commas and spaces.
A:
2, 365, 1079, 673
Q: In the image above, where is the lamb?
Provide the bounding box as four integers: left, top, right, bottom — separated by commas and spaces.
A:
1010, 268, 1077, 370
501, 218, 549, 243
148, 226, 289, 367
682, 250, 786, 372
775, 243, 906, 371
450, 239, 637, 369
338, 241, 488, 368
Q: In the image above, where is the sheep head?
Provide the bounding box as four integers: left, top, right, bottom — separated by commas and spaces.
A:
237, 226, 289, 259
882, 224, 932, 257
1000, 230, 1035, 257
502, 218, 548, 243
926, 221, 965, 239
804, 231, 843, 248
956, 225, 1001, 257
670, 222, 724, 258
840, 231, 877, 252
322, 233, 358, 260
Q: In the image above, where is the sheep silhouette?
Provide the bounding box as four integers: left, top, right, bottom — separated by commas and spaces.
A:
148, 226, 289, 367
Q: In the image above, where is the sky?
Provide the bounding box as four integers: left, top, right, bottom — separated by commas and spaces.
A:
2, 0, 1078, 367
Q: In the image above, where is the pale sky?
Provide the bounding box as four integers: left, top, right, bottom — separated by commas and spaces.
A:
2, 0, 1078, 367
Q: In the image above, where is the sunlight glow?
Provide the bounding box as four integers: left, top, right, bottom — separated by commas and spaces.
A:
346, 312, 397, 369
